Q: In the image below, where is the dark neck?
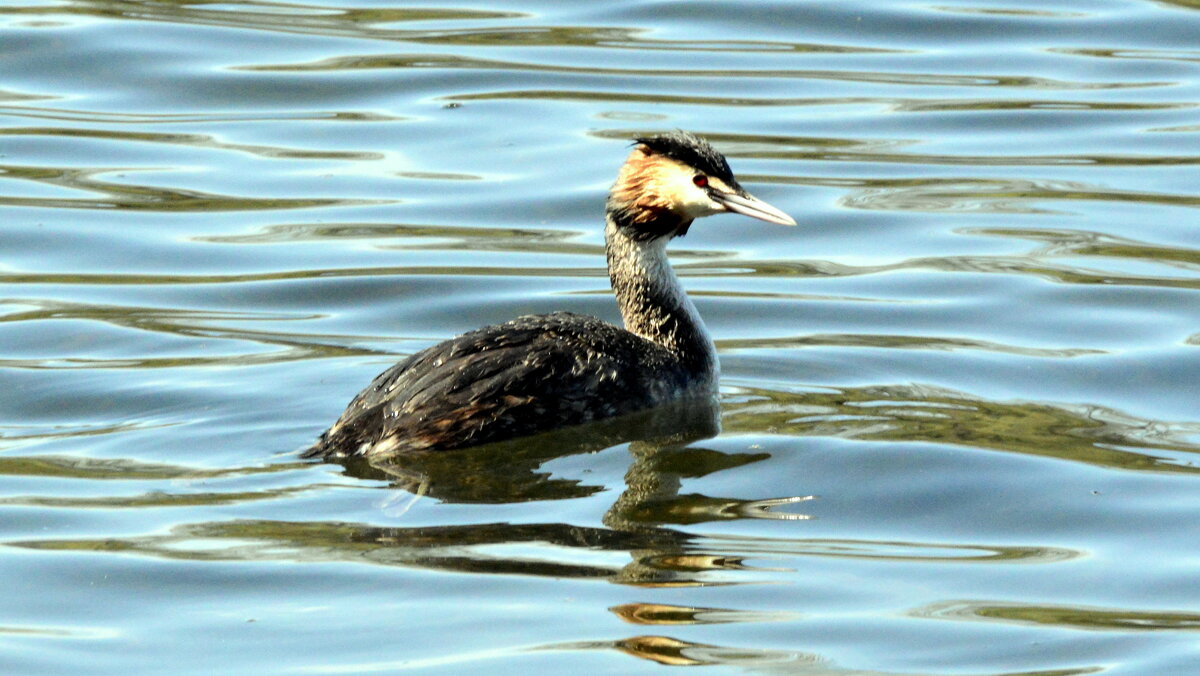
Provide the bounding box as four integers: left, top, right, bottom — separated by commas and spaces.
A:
604, 212, 718, 381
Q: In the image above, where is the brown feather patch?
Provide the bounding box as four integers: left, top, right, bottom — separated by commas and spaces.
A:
607, 146, 700, 240
611, 147, 681, 224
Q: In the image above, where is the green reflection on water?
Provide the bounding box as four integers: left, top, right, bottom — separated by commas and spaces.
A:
0, 484, 315, 508
0, 126, 384, 161
0, 453, 305, 480
921, 600, 1200, 631
839, 177, 1200, 213
2, 0, 521, 39
723, 384, 1200, 475
971, 227, 1200, 270
199, 221, 600, 257
0, 300, 377, 369
721, 333, 1104, 358
0, 163, 376, 211
0, 105, 400, 124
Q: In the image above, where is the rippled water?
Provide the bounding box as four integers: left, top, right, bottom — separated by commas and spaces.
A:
2, 0, 1199, 673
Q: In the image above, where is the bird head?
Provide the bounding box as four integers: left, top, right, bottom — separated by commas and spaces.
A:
607, 131, 795, 241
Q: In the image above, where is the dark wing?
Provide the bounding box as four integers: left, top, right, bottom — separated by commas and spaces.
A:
306, 312, 681, 456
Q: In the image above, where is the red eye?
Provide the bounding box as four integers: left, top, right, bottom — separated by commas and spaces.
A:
692, 175, 708, 188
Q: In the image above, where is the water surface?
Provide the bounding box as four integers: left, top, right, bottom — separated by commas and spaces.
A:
2, 0, 1199, 673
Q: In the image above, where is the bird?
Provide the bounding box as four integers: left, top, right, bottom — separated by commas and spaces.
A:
305, 131, 795, 459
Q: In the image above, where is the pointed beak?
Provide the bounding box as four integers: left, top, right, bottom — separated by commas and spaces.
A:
711, 190, 797, 226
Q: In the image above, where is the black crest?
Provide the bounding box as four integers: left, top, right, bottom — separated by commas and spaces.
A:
634, 130, 740, 188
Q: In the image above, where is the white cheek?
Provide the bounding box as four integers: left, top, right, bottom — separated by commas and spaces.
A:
678, 188, 722, 219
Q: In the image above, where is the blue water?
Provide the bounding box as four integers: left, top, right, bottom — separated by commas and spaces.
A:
2, 0, 1199, 673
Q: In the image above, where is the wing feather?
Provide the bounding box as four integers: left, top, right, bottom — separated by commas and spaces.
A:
307, 313, 684, 456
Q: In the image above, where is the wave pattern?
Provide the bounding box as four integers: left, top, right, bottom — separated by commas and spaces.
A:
1, 0, 1198, 673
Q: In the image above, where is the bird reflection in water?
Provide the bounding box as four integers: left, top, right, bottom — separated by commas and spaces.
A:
321, 395, 813, 587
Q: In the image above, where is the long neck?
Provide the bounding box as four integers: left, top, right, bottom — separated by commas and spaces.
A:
604, 213, 718, 380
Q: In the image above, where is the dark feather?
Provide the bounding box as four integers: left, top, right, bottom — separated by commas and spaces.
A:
305, 313, 695, 456
634, 130, 741, 189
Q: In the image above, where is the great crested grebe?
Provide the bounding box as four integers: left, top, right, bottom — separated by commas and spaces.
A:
306, 131, 795, 459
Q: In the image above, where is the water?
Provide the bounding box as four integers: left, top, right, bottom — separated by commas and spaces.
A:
2, 0, 1199, 673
